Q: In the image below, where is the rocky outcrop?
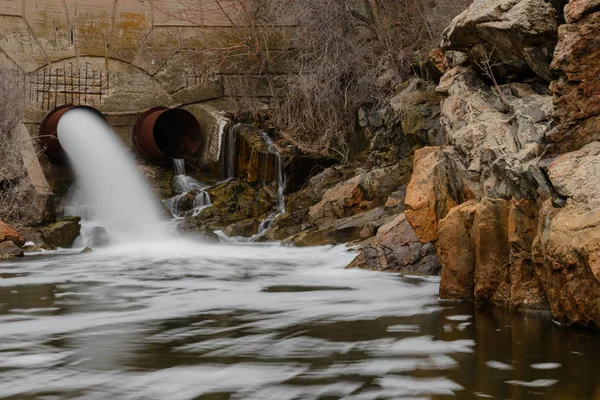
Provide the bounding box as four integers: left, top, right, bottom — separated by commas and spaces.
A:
548, 1, 600, 154
347, 213, 441, 275
189, 179, 276, 232
441, 0, 561, 82
400, 0, 600, 326
40, 216, 81, 248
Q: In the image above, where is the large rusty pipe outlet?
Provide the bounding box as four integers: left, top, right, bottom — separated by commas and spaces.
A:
132, 107, 202, 164
39, 105, 106, 164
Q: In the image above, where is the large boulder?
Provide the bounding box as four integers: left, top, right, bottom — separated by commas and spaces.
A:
40, 216, 81, 248
548, 3, 600, 154
441, 0, 560, 81
347, 213, 441, 275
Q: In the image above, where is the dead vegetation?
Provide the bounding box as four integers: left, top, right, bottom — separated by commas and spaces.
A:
153, 0, 472, 158
0, 68, 29, 226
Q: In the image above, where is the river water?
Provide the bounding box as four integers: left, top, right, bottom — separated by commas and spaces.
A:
0, 240, 598, 399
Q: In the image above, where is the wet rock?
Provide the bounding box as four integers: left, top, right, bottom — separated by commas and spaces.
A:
0, 241, 24, 259
40, 216, 81, 248
81, 247, 93, 253
347, 213, 441, 275
441, 0, 560, 81
189, 179, 275, 232
224, 218, 260, 237
138, 164, 173, 199
0, 220, 25, 248
22, 243, 42, 252
178, 220, 220, 242
17, 228, 56, 251
223, 124, 279, 184
87, 226, 110, 248
549, 7, 600, 154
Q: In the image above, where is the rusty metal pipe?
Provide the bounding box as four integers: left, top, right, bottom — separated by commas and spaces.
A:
132, 107, 202, 164
38, 105, 106, 164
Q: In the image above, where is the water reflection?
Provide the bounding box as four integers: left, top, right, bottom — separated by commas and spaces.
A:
0, 242, 598, 399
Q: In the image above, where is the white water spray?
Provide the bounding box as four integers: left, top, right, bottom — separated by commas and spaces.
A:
57, 108, 167, 242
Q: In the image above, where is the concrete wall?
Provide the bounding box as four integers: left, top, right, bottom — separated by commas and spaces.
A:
0, 0, 290, 170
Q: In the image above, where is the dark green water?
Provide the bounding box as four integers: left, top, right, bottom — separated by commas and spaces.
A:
0, 242, 598, 399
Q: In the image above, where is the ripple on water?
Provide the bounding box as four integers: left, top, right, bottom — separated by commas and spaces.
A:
1, 240, 600, 399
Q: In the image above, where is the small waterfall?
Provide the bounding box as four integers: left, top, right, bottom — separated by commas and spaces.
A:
221, 123, 241, 180
164, 159, 211, 219
173, 158, 186, 176
253, 131, 286, 239
57, 108, 167, 242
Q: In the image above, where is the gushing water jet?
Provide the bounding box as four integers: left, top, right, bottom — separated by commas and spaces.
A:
57, 108, 167, 242
39, 105, 106, 164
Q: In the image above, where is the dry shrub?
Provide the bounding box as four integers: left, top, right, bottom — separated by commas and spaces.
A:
0, 68, 28, 225
273, 0, 472, 157
152, 0, 472, 157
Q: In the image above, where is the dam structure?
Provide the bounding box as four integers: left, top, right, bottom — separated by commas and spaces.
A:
0, 0, 291, 173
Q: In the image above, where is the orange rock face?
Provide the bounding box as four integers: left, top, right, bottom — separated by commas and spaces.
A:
404, 147, 457, 243
0, 220, 25, 248
436, 198, 547, 310
437, 201, 477, 300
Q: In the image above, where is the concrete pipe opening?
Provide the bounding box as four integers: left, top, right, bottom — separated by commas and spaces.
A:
39, 105, 105, 164
132, 107, 202, 164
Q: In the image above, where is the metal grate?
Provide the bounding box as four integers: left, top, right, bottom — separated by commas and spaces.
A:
28, 62, 110, 110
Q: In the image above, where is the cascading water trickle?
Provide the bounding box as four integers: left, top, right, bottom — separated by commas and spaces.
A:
164, 159, 211, 218
173, 158, 186, 176
253, 131, 286, 239
221, 123, 241, 180
57, 108, 167, 242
